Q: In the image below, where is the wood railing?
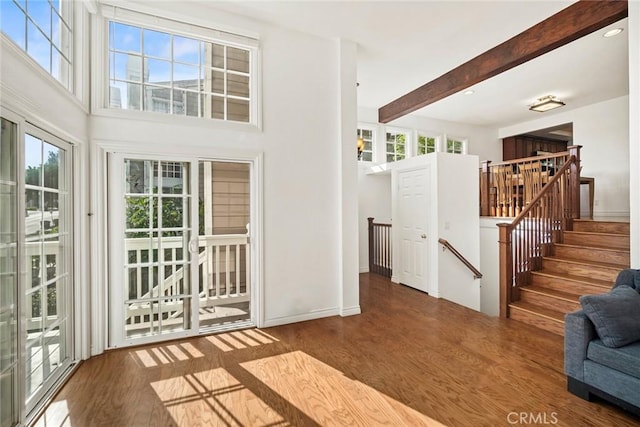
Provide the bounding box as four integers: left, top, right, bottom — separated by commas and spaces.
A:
368, 217, 392, 277
480, 147, 581, 217
497, 149, 581, 318
438, 238, 482, 279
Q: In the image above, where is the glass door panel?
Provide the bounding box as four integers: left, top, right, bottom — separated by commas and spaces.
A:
23, 130, 72, 411
121, 159, 193, 341
0, 117, 18, 427
198, 161, 251, 330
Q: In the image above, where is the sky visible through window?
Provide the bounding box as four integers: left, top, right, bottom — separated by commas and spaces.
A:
0, 0, 72, 88
109, 21, 251, 121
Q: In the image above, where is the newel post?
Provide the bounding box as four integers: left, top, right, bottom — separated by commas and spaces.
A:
497, 223, 513, 318
568, 145, 582, 219
480, 160, 492, 216
368, 217, 374, 273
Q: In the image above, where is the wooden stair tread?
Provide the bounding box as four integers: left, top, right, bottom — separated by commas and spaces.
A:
554, 243, 630, 254
542, 256, 627, 270
520, 285, 581, 302
564, 230, 629, 239
509, 301, 565, 322
531, 270, 613, 289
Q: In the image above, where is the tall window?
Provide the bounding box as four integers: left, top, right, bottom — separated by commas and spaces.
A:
386, 130, 407, 162
0, 0, 73, 89
417, 134, 437, 155
108, 21, 252, 122
357, 128, 373, 162
446, 138, 466, 154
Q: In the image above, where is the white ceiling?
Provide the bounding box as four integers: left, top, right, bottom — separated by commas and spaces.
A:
208, 1, 629, 128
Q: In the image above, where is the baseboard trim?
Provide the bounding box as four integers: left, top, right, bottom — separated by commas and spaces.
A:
359, 266, 369, 273
340, 306, 361, 317
261, 307, 339, 328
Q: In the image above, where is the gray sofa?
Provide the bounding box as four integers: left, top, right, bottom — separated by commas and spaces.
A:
565, 269, 640, 417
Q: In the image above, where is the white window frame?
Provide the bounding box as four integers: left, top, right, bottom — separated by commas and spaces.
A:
444, 134, 468, 154
384, 127, 411, 163
0, 0, 74, 90
357, 124, 376, 163
416, 131, 440, 156
91, 4, 261, 129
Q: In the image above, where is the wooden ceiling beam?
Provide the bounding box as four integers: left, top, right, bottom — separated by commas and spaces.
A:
378, 0, 628, 123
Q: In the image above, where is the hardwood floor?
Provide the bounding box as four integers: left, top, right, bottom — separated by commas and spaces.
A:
35, 274, 638, 426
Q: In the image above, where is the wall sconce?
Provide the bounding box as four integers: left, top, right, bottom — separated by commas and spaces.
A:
529, 95, 566, 112
357, 137, 365, 159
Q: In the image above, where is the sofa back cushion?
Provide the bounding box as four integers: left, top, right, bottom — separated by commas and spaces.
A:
580, 285, 640, 348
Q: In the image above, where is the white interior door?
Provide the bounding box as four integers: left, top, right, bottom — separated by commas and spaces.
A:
398, 168, 429, 292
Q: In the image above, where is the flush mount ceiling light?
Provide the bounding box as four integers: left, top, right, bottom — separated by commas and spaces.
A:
603, 28, 623, 38
529, 95, 566, 113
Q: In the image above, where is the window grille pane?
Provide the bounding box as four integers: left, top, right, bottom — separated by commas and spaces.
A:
1, 0, 72, 89
109, 20, 253, 123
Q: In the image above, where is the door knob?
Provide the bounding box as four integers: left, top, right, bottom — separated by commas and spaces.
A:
421, 234, 427, 239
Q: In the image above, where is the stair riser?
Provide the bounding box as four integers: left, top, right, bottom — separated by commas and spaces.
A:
542, 259, 620, 282
572, 221, 630, 235
563, 233, 630, 250
530, 273, 612, 294
509, 307, 564, 336
519, 291, 580, 313
553, 246, 630, 266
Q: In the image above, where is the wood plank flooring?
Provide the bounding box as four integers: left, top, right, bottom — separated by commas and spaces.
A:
35, 274, 639, 426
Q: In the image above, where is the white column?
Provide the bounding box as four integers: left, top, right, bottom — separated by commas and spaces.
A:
630, 1, 640, 266
337, 38, 361, 316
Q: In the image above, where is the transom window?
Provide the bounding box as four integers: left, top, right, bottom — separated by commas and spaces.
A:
0, 0, 73, 89
446, 138, 466, 154
357, 128, 373, 162
108, 21, 252, 122
386, 130, 407, 162
417, 134, 437, 155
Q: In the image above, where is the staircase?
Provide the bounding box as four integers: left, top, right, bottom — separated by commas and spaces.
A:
509, 219, 630, 336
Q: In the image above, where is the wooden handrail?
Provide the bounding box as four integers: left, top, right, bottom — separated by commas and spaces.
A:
368, 217, 392, 277
480, 151, 571, 217
498, 147, 581, 318
438, 238, 482, 279
509, 155, 576, 225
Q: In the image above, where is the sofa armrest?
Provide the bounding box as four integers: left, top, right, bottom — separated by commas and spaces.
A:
564, 310, 597, 381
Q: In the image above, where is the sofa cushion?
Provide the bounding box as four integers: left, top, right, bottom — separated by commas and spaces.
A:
580, 285, 640, 348
613, 269, 640, 292
587, 339, 640, 379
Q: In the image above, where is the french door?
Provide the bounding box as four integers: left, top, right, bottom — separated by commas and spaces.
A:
0, 116, 74, 426
108, 155, 253, 348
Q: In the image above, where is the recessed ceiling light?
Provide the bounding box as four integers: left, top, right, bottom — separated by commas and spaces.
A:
603, 28, 623, 38
464, 90, 474, 95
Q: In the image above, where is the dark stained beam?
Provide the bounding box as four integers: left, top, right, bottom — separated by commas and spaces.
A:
378, 0, 628, 123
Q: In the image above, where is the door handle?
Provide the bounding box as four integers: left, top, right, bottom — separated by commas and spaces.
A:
421, 234, 427, 239
188, 237, 199, 254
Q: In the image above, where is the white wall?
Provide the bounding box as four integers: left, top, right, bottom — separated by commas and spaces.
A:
357, 165, 392, 272
382, 153, 481, 311
479, 218, 504, 316
358, 106, 502, 163
500, 96, 630, 218
90, 5, 358, 329
436, 152, 481, 311
630, 1, 640, 266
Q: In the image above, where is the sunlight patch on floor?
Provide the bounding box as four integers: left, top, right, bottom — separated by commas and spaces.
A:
240, 351, 447, 426
150, 368, 287, 426
131, 342, 205, 368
